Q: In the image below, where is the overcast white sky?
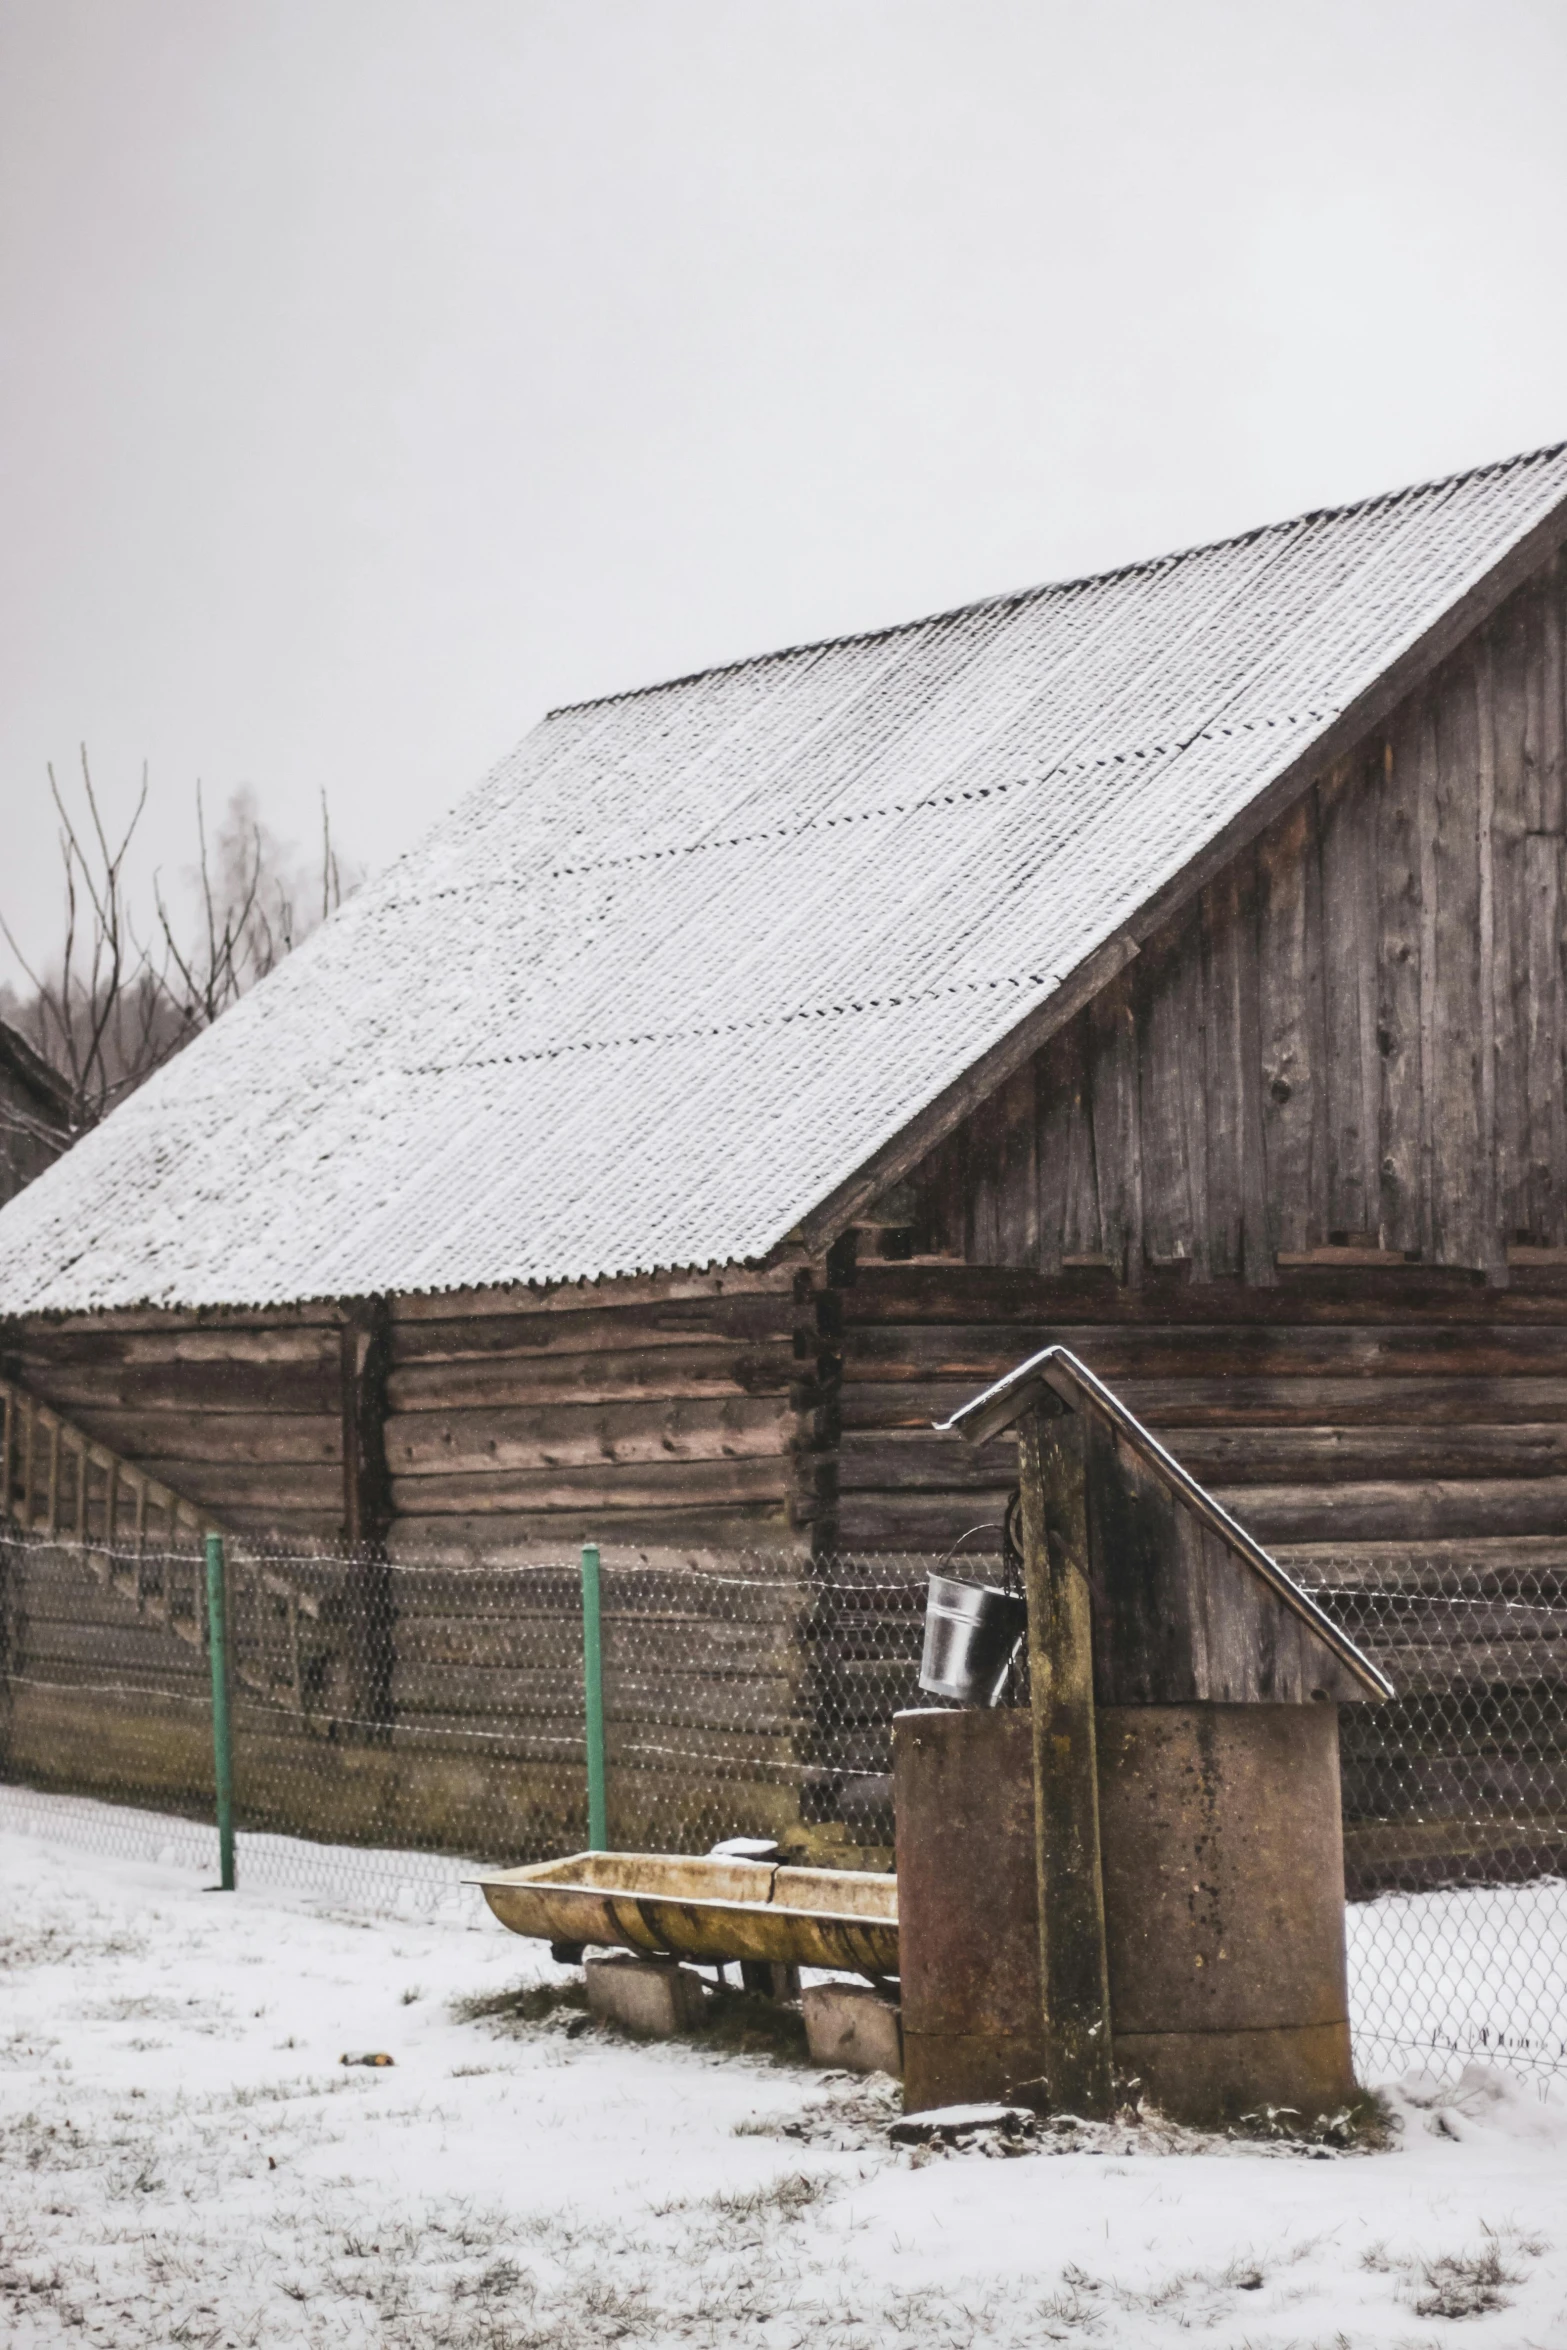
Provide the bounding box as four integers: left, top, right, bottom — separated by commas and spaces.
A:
3, 0, 1566, 982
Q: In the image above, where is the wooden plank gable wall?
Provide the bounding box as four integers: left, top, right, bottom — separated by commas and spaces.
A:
832, 547, 1567, 1557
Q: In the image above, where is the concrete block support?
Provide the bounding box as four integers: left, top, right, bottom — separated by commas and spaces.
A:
584, 1955, 709, 2036
802, 1981, 903, 2076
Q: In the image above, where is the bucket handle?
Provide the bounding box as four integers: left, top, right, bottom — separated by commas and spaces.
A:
932, 1521, 1005, 1577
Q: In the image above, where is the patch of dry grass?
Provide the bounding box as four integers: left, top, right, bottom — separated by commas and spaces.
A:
450, 1979, 589, 2032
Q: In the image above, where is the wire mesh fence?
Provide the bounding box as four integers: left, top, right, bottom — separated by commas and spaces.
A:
1, 1523, 1564, 2087
1298, 1542, 1567, 2087
0, 1529, 926, 1885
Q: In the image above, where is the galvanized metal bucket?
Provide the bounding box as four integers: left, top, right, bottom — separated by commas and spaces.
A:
919, 1573, 1027, 1707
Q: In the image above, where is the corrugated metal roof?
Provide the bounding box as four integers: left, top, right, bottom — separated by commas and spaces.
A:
3, 443, 1566, 1313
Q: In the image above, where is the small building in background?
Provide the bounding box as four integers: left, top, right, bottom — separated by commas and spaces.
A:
0, 1018, 71, 1210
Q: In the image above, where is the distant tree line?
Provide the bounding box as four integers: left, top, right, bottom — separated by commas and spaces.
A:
0, 753, 359, 1162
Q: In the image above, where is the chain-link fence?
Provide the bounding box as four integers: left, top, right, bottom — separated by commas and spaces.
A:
0, 1530, 926, 1889
1301, 1544, 1567, 2087
1, 1524, 1563, 2088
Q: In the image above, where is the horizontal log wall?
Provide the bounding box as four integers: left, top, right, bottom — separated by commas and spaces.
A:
0, 1269, 852, 1855
383, 1271, 830, 1555
3, 1307, 347, 1542
1, 1267, 837, 1556
829, 1258, 1567, 1552
895, 550, 1567, 1285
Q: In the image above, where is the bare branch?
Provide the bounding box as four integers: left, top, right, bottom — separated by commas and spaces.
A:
3, 756, 361, 1146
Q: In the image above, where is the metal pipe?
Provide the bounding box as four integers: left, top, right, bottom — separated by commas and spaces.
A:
205, 1532, 236, 1890
581, 1541, 608, 1850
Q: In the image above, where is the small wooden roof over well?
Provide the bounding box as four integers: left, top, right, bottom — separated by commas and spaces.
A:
938, 1346, 1391, 1705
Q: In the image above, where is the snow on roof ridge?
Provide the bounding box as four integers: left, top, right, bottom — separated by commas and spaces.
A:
546, 438, 1567, 722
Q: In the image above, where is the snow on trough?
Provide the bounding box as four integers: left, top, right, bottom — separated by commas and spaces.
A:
2, 1802, 1566, 2348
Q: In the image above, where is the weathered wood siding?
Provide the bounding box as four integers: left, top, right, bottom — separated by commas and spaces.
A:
828, 1260, 1567, 1552
3, 1268, 834, 1556
3, 1307, 346, 1541
383, 1270, 829, 1554
829, 547, 1567, 1567
898, 550, 1567, 1283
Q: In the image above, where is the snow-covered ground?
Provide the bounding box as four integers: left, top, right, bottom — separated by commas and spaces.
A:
3, 1800, 1566, 2348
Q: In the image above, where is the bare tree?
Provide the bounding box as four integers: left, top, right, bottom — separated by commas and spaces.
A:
156, 783, 351, 1031
0, 752, 357, 1151
0, 753, 175, 1136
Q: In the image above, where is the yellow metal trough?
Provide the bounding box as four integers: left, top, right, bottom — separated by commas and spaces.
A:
475, 1851, 899, 1977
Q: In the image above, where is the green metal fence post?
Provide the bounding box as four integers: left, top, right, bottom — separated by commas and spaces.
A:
205, 1531, 236, 1890
581, 1540, 608, 1850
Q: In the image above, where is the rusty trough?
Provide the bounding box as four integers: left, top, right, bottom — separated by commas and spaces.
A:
474, 1850, 898, 1976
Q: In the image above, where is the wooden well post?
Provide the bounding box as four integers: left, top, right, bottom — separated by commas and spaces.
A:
1014, 1396, 1114, 2117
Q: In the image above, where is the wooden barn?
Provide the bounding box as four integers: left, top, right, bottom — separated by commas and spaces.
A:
4, 441, 1567, 1869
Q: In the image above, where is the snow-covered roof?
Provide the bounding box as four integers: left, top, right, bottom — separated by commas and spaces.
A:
4, 443, 1567, 1314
